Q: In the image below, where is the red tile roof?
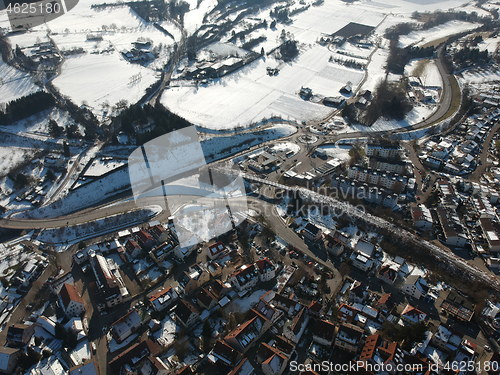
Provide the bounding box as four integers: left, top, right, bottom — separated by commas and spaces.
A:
59, 283, 84, 309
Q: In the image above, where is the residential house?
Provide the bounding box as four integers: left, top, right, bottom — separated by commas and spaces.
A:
401, 304, 426, 325
359, 334, 404, 370
338, 303, 357, 324
302, 223, 322, 242
431, 324, 463, 353
149, 242, 176, 263
230, 264, 259, 292
261, 348, 288, 375
207, 279, 232, 300
108, 339, 161, 374
436, 207, 467, 247
58, 283, 85, 317
90, 253, 130, 309
224, 316, 264, 353
334, 323, 363, 353
228, 358, 255, 375
149, 224, 170, 243
149, 287, 179, 312
256, 258, 276, 282
137, 229, 155, 249
411, 205, 433, 230
175, 300, 201, 328
261, 291, 304, 318
480, 218, 500, 254
0, 347, 20, 374
402, 275, 428, 300
283, 307, 309, 343
180, 263, 211, 294
208, 340, 242, 367
350, 240, 375, 272
349, 281, 366, 304
312, 319, 336, 347
248, 299, 282, 332
110, 309, 142, 343
440, 290, 475, 322
378, 265, 398, 285
308, 300, 323, 319
140, 356, 170, 375
206, 261, 223, 278
323, 234, 345, 257
374, 293, 393, 316
125, 239, 142, 259
6, 324, 35, 347
207, 242, 227, 260
197, 288, 219, 310
68, 362, 99, 375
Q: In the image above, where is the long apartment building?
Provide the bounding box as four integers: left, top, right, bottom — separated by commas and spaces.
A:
348, 166, 407, 192
365, 143, 400, 159
331, 176, 399, 208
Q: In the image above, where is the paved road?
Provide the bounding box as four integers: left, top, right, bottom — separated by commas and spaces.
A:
470, 121, 500, 182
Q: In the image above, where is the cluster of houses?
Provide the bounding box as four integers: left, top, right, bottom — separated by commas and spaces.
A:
182, 54, 252, 81
410, 172, 500, 266
0, 269, 99, 374
407, 75, 441, 103
16, 41, 62, 68
420, 110, 499, 175
121, 40, 155, 64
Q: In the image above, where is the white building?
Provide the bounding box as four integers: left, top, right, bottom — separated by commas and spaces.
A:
58, 283, 85, 317
402, 275, 428, 300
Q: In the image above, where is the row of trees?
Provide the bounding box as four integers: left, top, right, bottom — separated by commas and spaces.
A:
118, 103, 191, 145
386, 43, 436, 75
361, 80, 413, 125
342, 79, 413, 126
0, 92, 55, 125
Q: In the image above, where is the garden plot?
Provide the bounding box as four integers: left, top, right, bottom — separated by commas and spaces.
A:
459, 66, 500, 84
477, 35, 500, 54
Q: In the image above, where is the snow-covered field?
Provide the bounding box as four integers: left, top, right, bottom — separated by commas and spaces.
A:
163, 50, 339, 130
3, 0, 179, 116
0, 60, 40, 103
398, 21, 481, 48
15, 168, 131, 219
162, 0, 479, 130
316, 144, 352, 162
84, 157, 126, 177
36, 206, 161, 245
0, 108, 74, 137
53, 53, 158, 114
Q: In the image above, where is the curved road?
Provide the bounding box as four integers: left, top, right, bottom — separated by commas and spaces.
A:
0, 46, 459, 230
